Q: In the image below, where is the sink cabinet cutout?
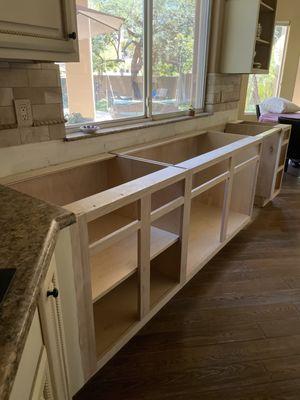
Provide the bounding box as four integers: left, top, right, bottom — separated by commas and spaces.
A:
5, 133, 262, 383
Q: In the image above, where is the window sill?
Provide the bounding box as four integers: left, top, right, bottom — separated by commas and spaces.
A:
64, 112, 212, 142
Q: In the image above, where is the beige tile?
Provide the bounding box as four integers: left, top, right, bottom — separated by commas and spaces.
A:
27, 70, 59, 87
0, 128, 21, 147
20, 126, 49, 144
13, 87, 45, 105
221, 90, 240, 103
0, 106, 16, 125
32, 104, 63, 121
205, 91, 221, 105
0, 69, 28, 88
49, 124, 66, 140
0, 88, 14, 106
45, 88, 62, 104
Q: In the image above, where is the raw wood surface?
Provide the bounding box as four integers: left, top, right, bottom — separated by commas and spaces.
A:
75, 171, 300, 400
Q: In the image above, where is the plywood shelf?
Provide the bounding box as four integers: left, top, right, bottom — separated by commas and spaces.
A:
90, 217, 179, 302
187, 202, 248, 275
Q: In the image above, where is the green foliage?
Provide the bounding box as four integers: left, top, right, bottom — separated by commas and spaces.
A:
95, 99, 108, 111
89, 0, 195, 77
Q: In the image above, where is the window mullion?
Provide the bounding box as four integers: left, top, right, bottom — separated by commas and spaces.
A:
145, 0, 153, 118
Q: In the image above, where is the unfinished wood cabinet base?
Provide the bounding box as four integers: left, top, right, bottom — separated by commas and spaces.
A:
3, 131, 262, 386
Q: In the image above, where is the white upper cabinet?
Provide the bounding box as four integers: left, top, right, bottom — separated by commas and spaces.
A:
0, 0, 78, 61
220, 0, 277, 74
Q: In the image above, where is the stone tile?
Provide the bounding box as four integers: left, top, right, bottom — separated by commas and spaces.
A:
13, 87, 45, 105
49, 124, 66, 140
32, 104, 63, 121
20, 126, 50, 144
221, 90, 241, 103
0, 69, 28, 88
45, 88, 62, 104
0, 106, 16, 125
205, 101, 239, 113
0, 128, 21, 147
205, 91, 221, 105
27, 70, 59, 87
0, 88, 14, 106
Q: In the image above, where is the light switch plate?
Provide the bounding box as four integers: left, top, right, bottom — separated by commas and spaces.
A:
14, 99, 33, 127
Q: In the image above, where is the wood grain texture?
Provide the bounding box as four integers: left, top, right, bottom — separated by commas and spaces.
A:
75, 170, 300, 400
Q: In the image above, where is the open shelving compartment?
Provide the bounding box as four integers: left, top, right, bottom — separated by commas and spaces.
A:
175, 140, 261, 278
220, 121, 291, 206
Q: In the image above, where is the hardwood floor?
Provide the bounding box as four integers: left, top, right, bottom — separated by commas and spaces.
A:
75, 169, 300, 400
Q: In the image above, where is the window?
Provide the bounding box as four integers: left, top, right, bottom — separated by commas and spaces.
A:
244, 23, 289, 114
59, 0, 211, 127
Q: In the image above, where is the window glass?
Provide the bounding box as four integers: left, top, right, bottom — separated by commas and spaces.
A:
59, 0, 210, 126
152, 0, 201, 115
245, 24, 289, 114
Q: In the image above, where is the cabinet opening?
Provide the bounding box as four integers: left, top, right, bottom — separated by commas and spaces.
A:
122, 132, 243, 165
228, 165, 257, 236
187, 181, 226, 275
88, 202, 139, 245
93, 273, 139, 359
275, 170, 284, 192
192, 160, 229, 190
8, 155, 164, 207
151, 207, 182, 263
90, 231, 139, 302
151, 180, 184, 212
279, 144, 288, 167
150, 241, 181, 307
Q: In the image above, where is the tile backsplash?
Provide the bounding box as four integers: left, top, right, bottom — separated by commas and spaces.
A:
0, 62, 65, 147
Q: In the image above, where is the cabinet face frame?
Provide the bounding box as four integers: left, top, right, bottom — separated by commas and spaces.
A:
0, 0, 78, 61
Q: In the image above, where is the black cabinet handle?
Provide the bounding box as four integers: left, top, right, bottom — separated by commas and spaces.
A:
47, 288, 59, 298
68, 32, 77, 40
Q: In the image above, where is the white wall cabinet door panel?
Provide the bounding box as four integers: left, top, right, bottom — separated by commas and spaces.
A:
38, 255, 70, 400
0, 0, 78, 61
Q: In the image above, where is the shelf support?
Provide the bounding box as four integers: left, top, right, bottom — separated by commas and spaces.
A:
138, 195, 151, 319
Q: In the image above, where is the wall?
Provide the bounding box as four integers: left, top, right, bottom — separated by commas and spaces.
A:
0, 62, 66, 147
0, 0, 242, 176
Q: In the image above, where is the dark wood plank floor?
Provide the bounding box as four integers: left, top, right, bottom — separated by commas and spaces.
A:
75, 169, 300, 400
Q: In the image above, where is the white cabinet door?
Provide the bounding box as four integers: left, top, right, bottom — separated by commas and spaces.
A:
31, 347, 55, 400
38, 255, 70, 400
0, 0, 78, 61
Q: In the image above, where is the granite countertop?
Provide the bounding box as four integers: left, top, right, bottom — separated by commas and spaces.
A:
0, 184, 76, 400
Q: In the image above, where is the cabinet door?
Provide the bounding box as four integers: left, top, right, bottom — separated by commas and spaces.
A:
31, 347, 55, 400
38, 255, 70, 400
0, 0, 78, 61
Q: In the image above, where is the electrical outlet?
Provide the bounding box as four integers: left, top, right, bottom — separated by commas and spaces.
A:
14, 99, 33, 127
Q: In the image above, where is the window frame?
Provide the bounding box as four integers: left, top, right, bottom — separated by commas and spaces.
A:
64, 0, 212, 132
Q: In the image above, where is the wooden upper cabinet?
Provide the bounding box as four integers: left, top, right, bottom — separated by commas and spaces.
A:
0, 0, 78, 61
220, 0, 277, 74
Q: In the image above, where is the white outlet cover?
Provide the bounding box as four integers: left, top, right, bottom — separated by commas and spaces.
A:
14, 99, 33, 127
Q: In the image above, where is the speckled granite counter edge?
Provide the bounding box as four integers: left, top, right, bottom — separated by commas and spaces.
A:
0, 185, 75, 400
